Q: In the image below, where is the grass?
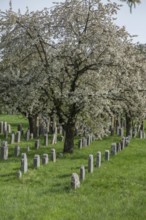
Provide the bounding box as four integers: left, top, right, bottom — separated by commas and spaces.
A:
0, 114, 146, 220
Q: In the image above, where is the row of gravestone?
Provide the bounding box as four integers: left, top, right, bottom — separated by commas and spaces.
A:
17, 149, 57, 178
78, 134, 96, 149
71, 136, 131, 189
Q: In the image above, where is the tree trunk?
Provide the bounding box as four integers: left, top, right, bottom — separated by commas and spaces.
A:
28, 115, 39, 138
63, 122, 75, 153
125, 114, 131, 137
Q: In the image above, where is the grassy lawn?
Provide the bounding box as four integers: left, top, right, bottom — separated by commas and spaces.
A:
0, 114, 146, 220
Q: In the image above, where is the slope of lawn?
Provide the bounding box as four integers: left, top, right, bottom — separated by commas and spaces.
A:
0, 114, 146, 220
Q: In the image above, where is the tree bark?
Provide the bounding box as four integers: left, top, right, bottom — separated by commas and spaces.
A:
63, 122, 75, 153
28, 115, 39, 138
125, 114, 131, 137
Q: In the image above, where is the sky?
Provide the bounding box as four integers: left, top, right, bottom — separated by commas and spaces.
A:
0, 0, 146, 44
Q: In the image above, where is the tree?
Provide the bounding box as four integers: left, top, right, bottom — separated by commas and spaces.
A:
0, 0, 145, 153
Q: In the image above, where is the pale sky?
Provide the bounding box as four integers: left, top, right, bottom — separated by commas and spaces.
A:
0, 0, 146, 44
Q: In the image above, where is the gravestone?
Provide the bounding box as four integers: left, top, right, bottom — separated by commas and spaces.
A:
16, 170, 22, 178
82, 137, 87, 147
80, 165, 85, 181
7, 124, 11, 133
42, 154, 49, 165
14, 145, 21, 157
71, 173, 80, 189
10, 133, 15, 144
3, 122, 7, 133
88, 154, 94, 173
51, 148, 56, 162
1, 142, 8, 160
21, 153, 28, 173
34, 155, 40, 168
18, 124, 23, 133
105, 150, 110, 161
111, 143, 117, 156
15, 131, 21, 143
35, 139, 40, 149
26, 130, 30, 141
0, 121, 4, 134
96, 151, 101, 167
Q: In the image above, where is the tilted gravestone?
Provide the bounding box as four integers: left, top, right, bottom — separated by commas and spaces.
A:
71, 173, 80, 189
0, 121, 4, 134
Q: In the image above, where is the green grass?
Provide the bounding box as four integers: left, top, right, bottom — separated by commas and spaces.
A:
0, 114, 146, 220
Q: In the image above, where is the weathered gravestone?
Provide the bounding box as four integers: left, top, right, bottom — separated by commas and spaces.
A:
111, 143, 117, 156
105, 150, 110, 161
42, 154, 49, 165
96, 151, 101, 167
71, 173, 80, 189
80, 165, 85, 181
15, 131, 21, 143
88, 154, 94, 173
34, 155, 40, 168
1, 141, 8, 160
51, 148, 56, 162
10, 133, 15, 144
78, 139, 83, 149
21, 153, 28, 173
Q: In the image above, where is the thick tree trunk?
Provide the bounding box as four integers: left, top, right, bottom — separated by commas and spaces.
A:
28, 115, 39, 138
63, 122, 75, 153
125, 114, 131, 137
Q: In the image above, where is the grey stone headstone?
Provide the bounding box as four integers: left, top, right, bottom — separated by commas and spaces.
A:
1, 145, 8, 160
111, 143, 117, 156
0, 121, 4, 134
82, 137, 87, 147
51, 148, 56, 162
105, 150, 110, 161
7, 124, 11, 134
15, 131, 21, 143
14, 145, 21, 157
96, 151, 101, 167
80, 165, 85, 181
34, 154, 40, 168
42, 154, 49, 165
88, 154, 94, 173
21, 153, 28, 173
26, 130, 30, 141
3, 122, 7, 133
71, 173, 80, 189
10, 133, 15, 144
